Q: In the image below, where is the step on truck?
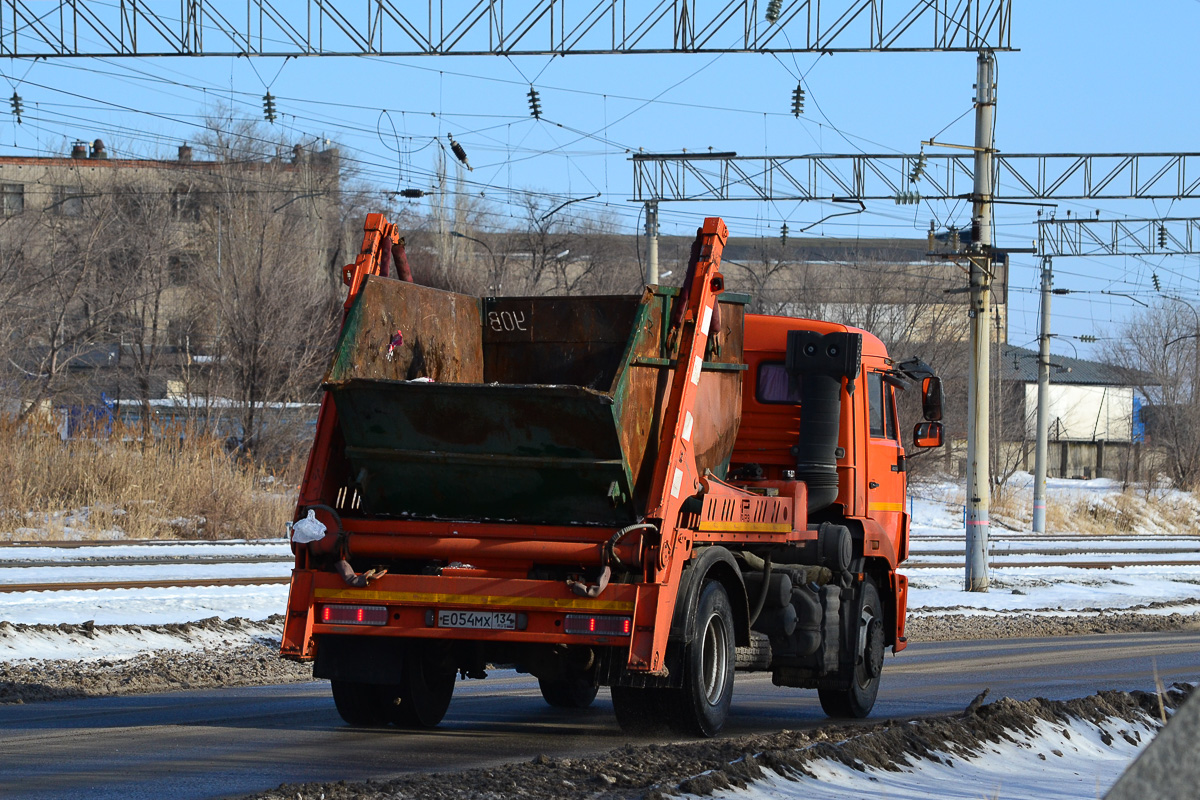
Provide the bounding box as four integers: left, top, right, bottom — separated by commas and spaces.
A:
281, 214, 945, 736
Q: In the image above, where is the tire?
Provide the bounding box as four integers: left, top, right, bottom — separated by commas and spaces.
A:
390, 648, 456, 728
818, 577, 884, 719
669, 579, 736, 737
330, 680, 395, 727
539, 676, 599, 708
610, 686, 672, 734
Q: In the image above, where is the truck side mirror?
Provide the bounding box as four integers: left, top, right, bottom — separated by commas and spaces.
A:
913, 421, 944, 448
921, 376, 944, 421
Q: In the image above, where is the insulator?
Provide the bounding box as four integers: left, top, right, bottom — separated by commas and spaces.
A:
909, 149, 927, 183
766, 0, 783, 24
1152, 272, 1162, 292
893, 190, 920, 206
449, 135, 473, 171
263, 91, 277, 124
780, 222, 789, 246
9, 91, 22, 124
527, 86, 542, 119
790, 83, 805, 117
1158, 225, 1168, 248
399, 188, 425, 199
1078, 335, 1098, 343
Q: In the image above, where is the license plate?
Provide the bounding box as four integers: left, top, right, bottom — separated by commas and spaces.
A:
437, 609, 517, 630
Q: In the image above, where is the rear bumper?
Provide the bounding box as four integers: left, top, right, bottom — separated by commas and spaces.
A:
281, 568, 640, 660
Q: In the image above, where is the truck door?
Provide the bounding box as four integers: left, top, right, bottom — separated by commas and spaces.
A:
865, 370, 906, 540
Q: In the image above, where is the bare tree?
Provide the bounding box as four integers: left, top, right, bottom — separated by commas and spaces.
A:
191, 117, 344, 450
1104, 303, 1199, 486
106, 182, 191, 435
5, 177, 136, 418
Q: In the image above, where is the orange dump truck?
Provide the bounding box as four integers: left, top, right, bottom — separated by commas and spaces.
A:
281, 214, 944, 736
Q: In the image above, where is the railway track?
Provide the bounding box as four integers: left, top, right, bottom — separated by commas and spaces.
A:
0, 534, 1197, 593
0, 576, 291, 593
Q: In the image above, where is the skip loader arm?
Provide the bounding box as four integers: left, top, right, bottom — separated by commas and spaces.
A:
283, 214, 398, 659
626, 217, 728, 675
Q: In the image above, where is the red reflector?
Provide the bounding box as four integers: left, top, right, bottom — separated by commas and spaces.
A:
319, 604, 388, 626
564, 614, 632, 636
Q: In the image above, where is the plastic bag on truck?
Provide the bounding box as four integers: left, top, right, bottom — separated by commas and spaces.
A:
290, 510, 327, 543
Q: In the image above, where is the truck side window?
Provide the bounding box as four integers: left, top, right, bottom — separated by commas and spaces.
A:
868, 372, 886, 438
756, 361, 802, 404
885, 385, 899, 441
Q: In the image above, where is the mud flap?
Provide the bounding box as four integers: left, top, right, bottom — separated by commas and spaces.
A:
281, 569, 317, 660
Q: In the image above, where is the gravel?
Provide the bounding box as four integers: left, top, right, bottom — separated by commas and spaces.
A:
239, 686, 1193, 800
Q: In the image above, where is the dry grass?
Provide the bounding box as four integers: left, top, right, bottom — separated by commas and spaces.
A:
944, 481, 1200, 536
0, 417, 298, 541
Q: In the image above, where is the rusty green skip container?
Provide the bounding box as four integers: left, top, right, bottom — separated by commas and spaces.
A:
325, 276, 747, 526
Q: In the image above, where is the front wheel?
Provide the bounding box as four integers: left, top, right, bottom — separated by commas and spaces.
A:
818, 577, 884, 719
670, 579, 736, 736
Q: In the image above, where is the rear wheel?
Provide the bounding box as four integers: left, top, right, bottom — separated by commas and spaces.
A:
610, 686, 672, 734
669, 579, 736, 736
539, 676, 599, 708
330, 680, 395, 727
391, 648, 456, 728
818, 577, 884, 719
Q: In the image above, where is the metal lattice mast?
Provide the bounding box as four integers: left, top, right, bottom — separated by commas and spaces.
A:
0, 1, 1012, 57
631, 153, 1200, 203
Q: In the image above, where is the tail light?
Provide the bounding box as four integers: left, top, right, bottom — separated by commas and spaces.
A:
564, 614, 632, 636
320, 604, 388, 626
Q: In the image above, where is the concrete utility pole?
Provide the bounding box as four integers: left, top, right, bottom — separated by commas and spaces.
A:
645, 201, 659, 285
1032, 255, 1053, 534
964, 50, 996, 592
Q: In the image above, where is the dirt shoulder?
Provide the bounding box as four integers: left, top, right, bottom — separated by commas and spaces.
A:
239, 687, 1191, 800
908, 610, 1200, 641
0, 615, 310, 704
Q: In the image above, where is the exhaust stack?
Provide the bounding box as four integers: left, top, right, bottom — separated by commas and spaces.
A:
785, 330, 862, 513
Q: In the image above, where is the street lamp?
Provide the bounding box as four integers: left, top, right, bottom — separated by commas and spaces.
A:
450, 230, 502, 295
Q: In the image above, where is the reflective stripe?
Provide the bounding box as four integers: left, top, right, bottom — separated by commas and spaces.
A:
314, 587, 633, 612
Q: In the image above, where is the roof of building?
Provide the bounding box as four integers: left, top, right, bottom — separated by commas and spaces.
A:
998, 344, 1150, 386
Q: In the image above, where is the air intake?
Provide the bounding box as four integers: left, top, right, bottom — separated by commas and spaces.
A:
785, 330, 862, 513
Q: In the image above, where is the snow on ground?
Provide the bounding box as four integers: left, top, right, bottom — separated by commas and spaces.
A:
0, 583, 289, 629
0, 615, 283, 661
689, 713, 1159, 800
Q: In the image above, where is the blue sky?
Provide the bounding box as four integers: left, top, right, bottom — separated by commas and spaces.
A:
2, 2, 1198, 358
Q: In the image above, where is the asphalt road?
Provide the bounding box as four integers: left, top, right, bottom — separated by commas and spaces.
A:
2, 631, 1198, 800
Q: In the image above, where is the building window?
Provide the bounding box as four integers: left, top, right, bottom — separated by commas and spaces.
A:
168, 254, 197, 285
55, 186, 84, 217
170, 184, 200, 221
1, 184, 23, 216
